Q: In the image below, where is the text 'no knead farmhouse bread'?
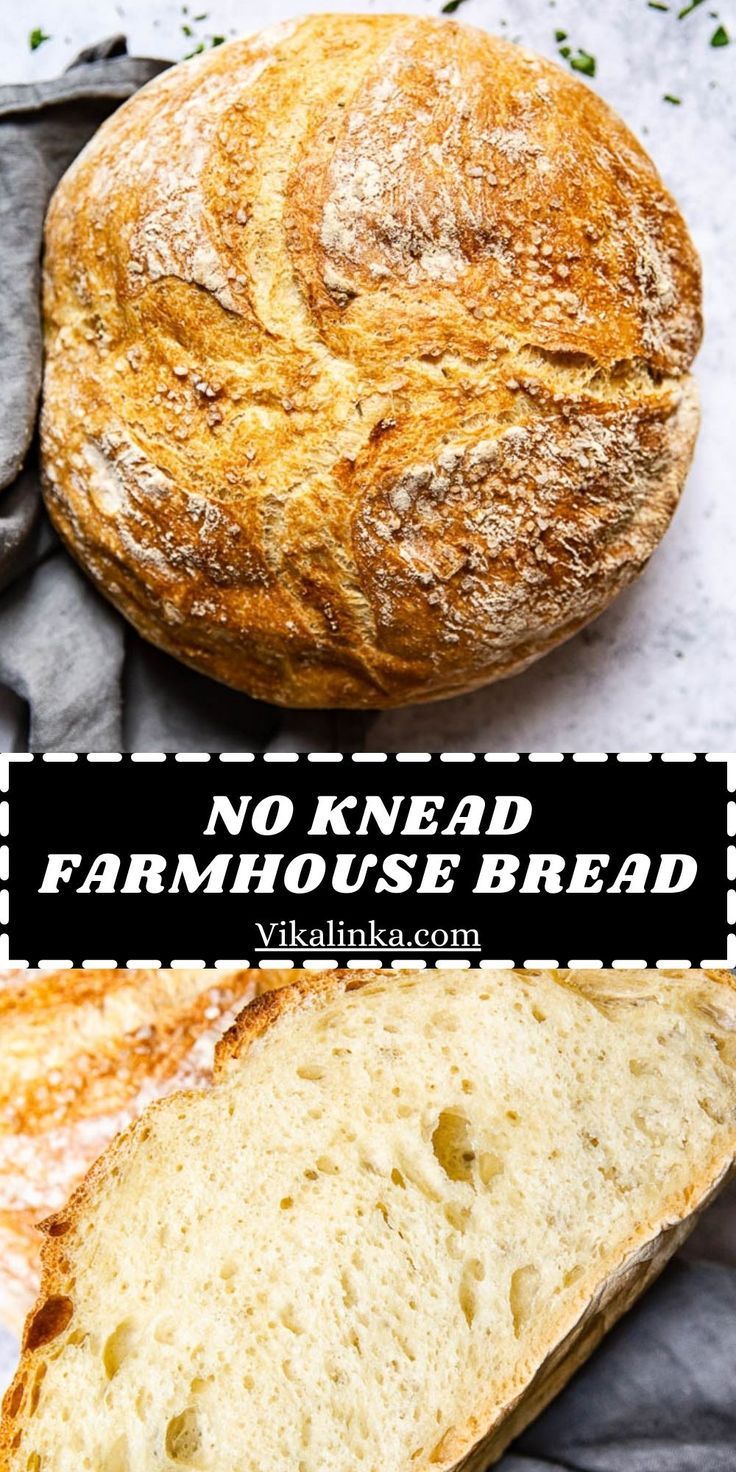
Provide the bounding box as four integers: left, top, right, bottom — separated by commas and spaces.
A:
41, 15, 702, 707
3, 969, 735, 1472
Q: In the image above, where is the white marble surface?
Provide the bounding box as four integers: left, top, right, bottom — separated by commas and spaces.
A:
0, 0, 733, 748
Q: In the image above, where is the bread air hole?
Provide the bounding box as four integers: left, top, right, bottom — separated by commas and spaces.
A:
459, 1260, 484, 1328
699, 1096, 725, 1123
629, 1058, 651, 1077
431, 1110, 475, 1183
340, 1270, 356, 1306
165, 1408, 207, 1468
45, 1217, 71, 1238
103, 1320, 137, 1380
29, 1363, 47, 1417
479, 1150, 504, 1186
633, 1109, 663, 1143
509, 1265, 540, 1338
429, 1428, 461, 1463
459, 1281, 476, 1328
101, 1435, 130, 1472
24, 1296, 74, 1352
444, 1202, 471, 1234
280, 1306, 304, 1335
713, 1035, 736, 1067
394, 1158, 441, 1203
6, 1378, 25, 1418
526, 345, 598, 372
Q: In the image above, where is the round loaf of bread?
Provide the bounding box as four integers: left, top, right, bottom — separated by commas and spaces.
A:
41, 14, 702, 708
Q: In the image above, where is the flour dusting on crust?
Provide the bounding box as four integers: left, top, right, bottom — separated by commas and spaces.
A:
40, 15, 702, 708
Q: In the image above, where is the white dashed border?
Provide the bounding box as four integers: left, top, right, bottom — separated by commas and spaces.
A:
0, 752, 733, 971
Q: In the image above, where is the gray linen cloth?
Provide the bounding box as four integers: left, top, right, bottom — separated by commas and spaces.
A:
0, 38, 374, 751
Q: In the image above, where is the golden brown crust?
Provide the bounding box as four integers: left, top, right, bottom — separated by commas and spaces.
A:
0, 968, 293, 1330
2, 969, 733, 1472
40, 16, 702, 708
215, 967, 374, 1072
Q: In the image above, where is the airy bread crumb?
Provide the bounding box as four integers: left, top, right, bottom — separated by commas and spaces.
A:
2, 968, 734, 1471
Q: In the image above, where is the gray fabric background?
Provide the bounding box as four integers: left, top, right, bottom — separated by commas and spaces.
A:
0, 38, 373, 751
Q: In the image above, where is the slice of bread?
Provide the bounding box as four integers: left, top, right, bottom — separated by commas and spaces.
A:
0, 968, 294, 1330
2, 968, 735, 1472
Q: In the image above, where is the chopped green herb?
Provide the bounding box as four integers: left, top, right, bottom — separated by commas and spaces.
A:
29, 26, 50, 50
193, 11, 208, 18
558, 43, 571, 57
677, 0, 704, 16
554, 28, 567, 41
210, 34, 225, 46
711, 22, 729, 44
441, 0, 467, 12
648, 2, 670, 9
182, 23, 193, 36
184, 41, 205, 57
663, 92, 682, 102
570, 48, 596, 76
